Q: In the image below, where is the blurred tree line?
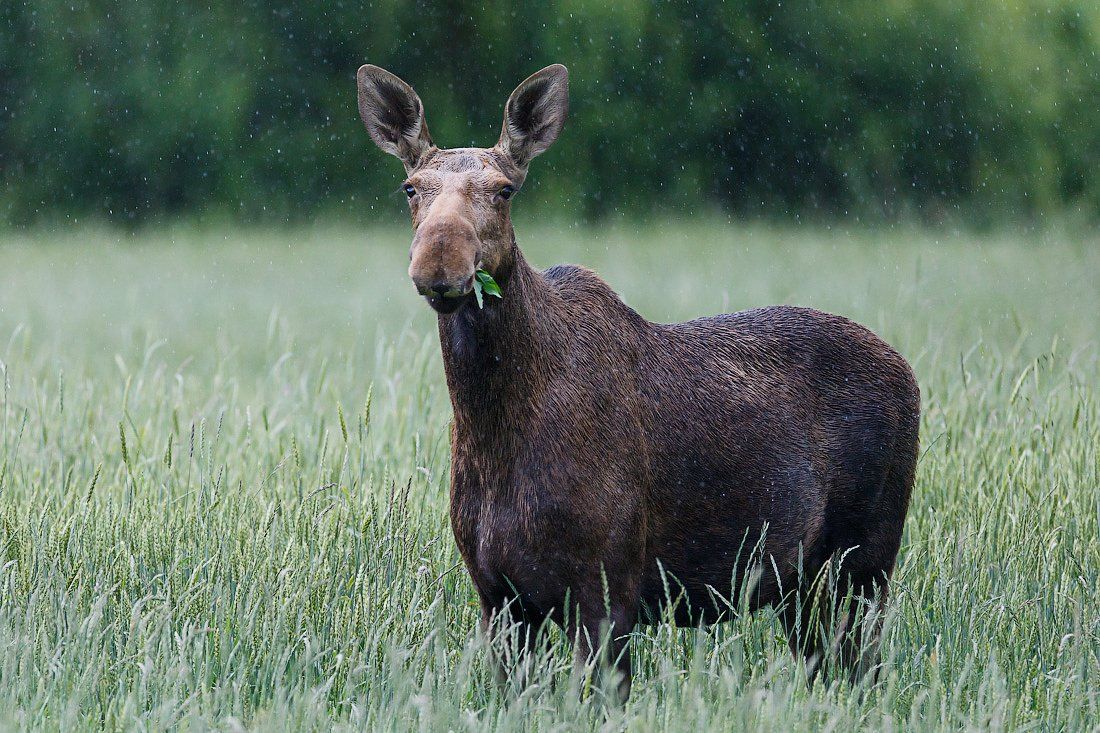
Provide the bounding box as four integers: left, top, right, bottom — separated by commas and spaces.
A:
1, 0, 1098, 225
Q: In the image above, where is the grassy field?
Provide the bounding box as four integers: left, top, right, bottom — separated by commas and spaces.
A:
0, 220, 1097, 730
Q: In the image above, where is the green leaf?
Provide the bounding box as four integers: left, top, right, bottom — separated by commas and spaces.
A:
477, 271, 503, 298
473, 269, 502, 309
472, 277, 484, 309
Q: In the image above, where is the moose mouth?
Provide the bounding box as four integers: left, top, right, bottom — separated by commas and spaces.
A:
424, 290, 472, 314
419, 269, 477, 314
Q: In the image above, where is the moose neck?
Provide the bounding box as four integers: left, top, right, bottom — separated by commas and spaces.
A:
436, 245, 562, 437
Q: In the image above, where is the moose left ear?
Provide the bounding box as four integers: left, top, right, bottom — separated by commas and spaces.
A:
357, 64, 435, 171
498, 64, 569, 168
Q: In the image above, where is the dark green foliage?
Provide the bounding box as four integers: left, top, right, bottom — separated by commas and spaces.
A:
1, 1, 1098, 224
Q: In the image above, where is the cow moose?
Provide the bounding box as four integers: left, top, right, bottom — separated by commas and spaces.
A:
356, 62, 920, 701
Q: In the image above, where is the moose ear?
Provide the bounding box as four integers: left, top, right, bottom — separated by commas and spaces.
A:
498, 64, 569, 167
357, 64, 434, 170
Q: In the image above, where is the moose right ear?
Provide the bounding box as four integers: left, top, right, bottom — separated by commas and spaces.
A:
499, 64, 569, 168
357, 64, 434, 170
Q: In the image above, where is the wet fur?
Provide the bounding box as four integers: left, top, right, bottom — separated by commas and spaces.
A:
443, 246, 919, 698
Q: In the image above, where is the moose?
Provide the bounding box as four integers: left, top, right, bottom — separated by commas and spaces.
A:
356, 63, 920, 701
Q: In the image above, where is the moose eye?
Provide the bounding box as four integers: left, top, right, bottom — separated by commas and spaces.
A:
402, 183, 417, 199
499, 184, 516, 201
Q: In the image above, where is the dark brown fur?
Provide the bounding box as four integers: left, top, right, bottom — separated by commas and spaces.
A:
357, 64, 920, 701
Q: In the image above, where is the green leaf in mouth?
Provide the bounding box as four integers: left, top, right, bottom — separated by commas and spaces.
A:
472, 269, 503, 309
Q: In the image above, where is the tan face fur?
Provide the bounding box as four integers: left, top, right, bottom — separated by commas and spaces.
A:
357, 64, 568, 313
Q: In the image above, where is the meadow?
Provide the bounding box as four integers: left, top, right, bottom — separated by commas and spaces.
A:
0, 220, 1097, 730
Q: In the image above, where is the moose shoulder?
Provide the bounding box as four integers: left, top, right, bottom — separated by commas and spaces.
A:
356, 63, 920, 702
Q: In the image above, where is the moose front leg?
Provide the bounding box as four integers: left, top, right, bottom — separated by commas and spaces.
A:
567, 588, 638, 704
479, 594, 546, 693
560, 489, 645, 704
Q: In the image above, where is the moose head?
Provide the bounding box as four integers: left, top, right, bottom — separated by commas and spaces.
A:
357, 63, 568, 314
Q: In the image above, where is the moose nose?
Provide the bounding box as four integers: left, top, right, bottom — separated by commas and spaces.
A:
413, 275, 473, 299
427, 282, 450, 298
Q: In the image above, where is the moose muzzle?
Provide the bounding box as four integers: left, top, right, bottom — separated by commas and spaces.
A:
408, 215, 480, 312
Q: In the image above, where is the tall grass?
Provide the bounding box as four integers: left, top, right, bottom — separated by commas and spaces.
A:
0, 221, 1097, 730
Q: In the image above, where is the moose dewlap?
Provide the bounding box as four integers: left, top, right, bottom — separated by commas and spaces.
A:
356, 62, 920, 702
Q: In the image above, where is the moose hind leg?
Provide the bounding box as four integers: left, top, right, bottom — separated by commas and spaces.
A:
826, 433, 915, 683
830, 569, 889, 683
800, 414, 914, 683
781, 560, 890, 684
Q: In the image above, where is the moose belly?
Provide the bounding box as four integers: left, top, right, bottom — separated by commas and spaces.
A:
637, 451, 827, 626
